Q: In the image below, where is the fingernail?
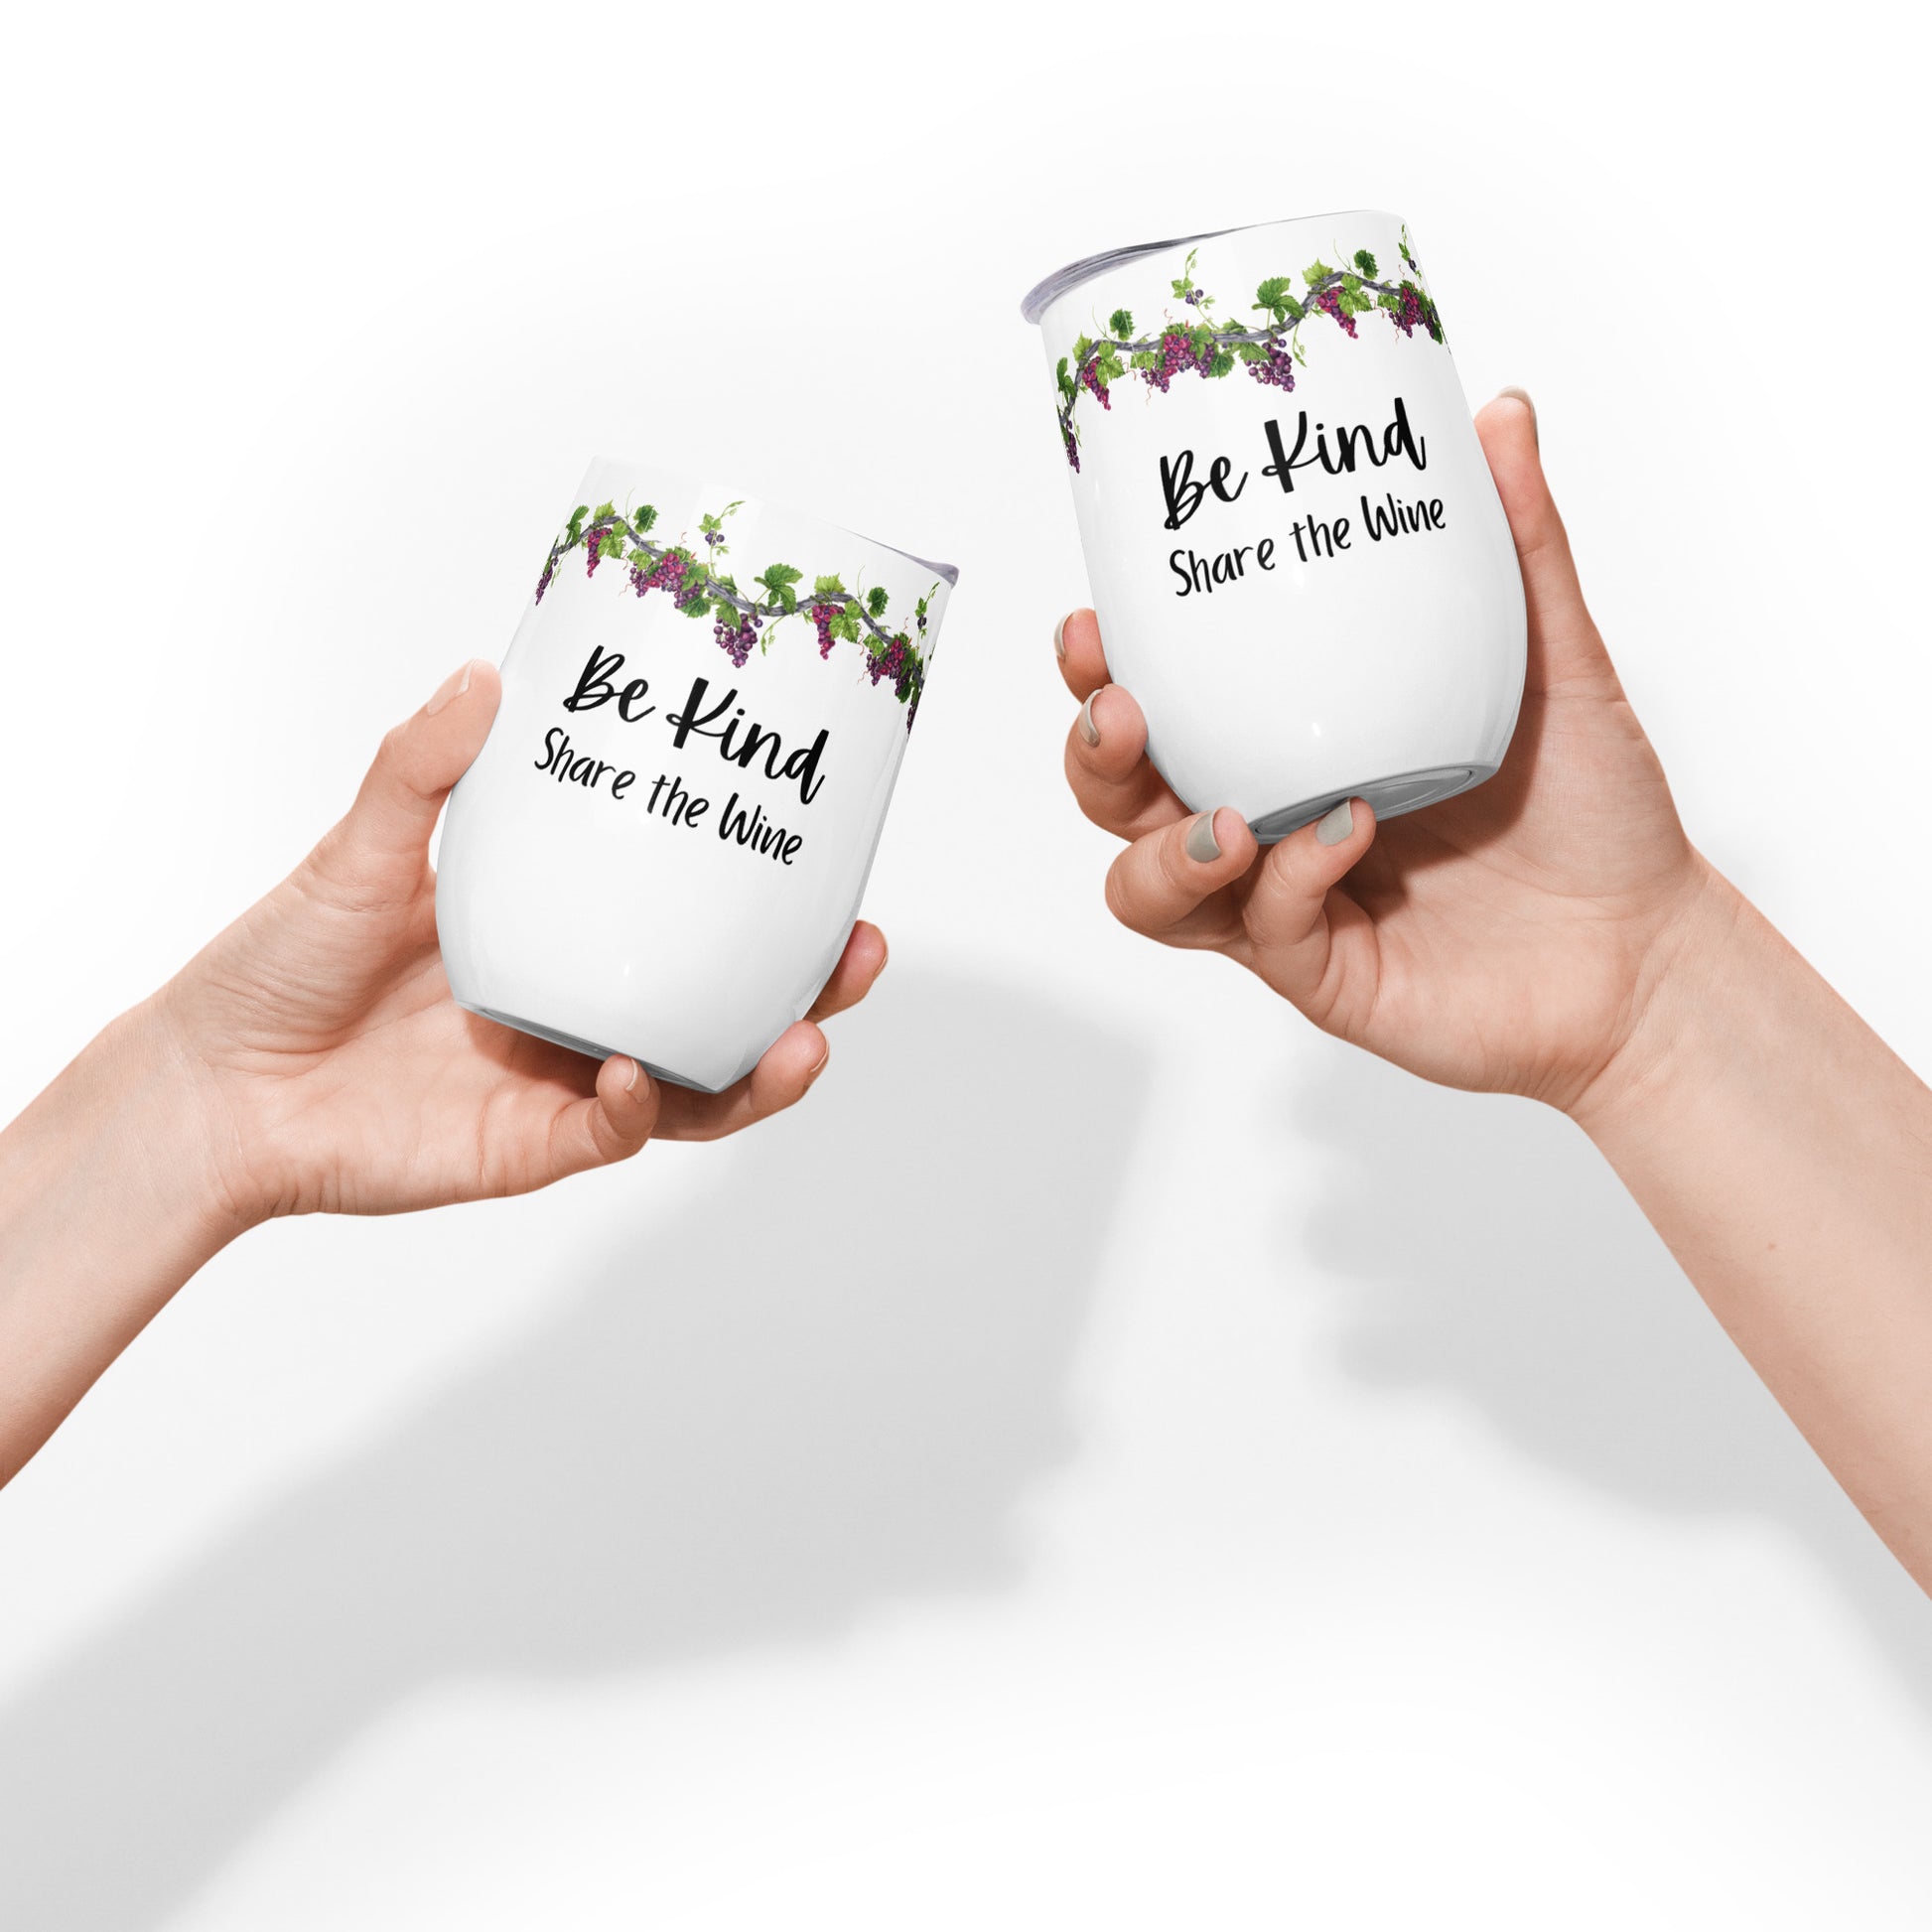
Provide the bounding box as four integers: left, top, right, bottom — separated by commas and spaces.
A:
1315, 799, 1355, 847
806, 1042, 830, 1082
622, 1056, 642, 1095
1184, 810, 1222, 864
426, 660, 476, 715
1076, 691, 1101, 748
1054, 613, 1072, 661
1495, 385, 1538, 447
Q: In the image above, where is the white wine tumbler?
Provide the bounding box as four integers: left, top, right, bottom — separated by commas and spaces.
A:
436, 460, 955, 1091
1024, 211, 1526, 838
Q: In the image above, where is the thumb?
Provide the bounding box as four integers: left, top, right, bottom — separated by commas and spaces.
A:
1473, 391, 1621, 699
315, 658, 502, 897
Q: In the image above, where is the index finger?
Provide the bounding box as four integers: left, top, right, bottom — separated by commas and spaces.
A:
1053, 608, 1112, 701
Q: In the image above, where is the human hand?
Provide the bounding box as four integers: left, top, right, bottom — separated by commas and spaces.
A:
1057, 392, 1725, 1115
146, 661, 887, 1225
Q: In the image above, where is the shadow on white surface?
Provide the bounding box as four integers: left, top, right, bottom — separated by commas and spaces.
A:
0, 971, 1151, 1930
1294, 1050, 1932, 1711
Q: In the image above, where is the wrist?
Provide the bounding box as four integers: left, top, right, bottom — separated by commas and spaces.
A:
1562, 857, 1763, 1142
81, 994, 266, 1255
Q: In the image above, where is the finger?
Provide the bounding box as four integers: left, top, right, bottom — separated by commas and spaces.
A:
1102, 805, 1259, 948
1064, 683, 1188, 842
805, 920, 888, 1023
313, 658, 503, 902
1053, 608, 1111, 700
1235, 798, 1381, 1030
1472, 392, 1621, 700
543, 1052, 663, 1181
653, 1021, 829, 1143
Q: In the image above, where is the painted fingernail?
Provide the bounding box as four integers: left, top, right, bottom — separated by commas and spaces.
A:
426, 660, 476, 715
1054, 613, 1072, 661
1495, 386, 1538, 447
1185, 810, 1222, 864
622, 1055, 642, 1095
1315, 799, 1355, 847
806, 1042, 831, 1082
1076, 691, 1101, 747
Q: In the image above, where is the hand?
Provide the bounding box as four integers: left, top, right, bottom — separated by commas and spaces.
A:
1057, 392, 1724, 1114
148, 660, 887, 1224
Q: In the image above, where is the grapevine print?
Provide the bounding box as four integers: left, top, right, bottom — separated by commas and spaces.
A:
536, 500, 935, 728
1053, 225, 1446, 470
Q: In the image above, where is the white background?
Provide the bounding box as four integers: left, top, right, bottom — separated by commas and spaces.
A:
2, 3, 1927, 1924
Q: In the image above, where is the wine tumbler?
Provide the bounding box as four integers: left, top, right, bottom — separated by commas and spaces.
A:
436, 460, 954, 1091
1025, 211, 1525, 838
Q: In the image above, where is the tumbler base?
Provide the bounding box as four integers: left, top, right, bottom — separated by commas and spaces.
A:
1248, 762, 1494, 844
456, 1001, 724, 1094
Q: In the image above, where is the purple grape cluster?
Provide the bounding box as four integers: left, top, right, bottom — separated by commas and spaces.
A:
627, 551, 689, 602
867, 634, 910, 689
1181, 284, 1204, 307
1247, 338, 1297, 391
535, 557, 556, 604
1387, 281, 1444, 344
1314, 289, 1359, 339
1144, 328, 1211, 393
713, 607, 760, 667
1062, 424, 1080, 472
810, 601, 841, 658
584, 523, 613, 577
1079, 354, 1111, 411
704, 527, 723, 548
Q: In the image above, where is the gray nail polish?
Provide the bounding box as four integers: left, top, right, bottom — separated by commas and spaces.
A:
1315, 799, 1354, 847
1185, 811, 1221, 864
1077, 691, 1100, 747
1495, 385, 1538, 447
1054, 614, 1070, 661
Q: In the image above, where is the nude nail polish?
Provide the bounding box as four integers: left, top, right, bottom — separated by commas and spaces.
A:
1315, 799, 1354, 846
1185, 811, 1222, 863
426, 661, 475, 716
1077, 691, 1100, 747
1495, 385, 1537, 447
1054, 614, 1071, 660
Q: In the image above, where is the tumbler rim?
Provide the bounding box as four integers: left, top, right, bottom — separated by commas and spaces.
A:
1020, 208, 1402, 325
584, 455, 958, 589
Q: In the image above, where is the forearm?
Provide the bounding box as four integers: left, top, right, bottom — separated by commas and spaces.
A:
0, 1001, 245, 1483
1573, 865, 1932, 1590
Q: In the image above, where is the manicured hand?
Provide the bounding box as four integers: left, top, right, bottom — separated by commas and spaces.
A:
148, 661, 888, 1224
1056, 392, 1723, 1113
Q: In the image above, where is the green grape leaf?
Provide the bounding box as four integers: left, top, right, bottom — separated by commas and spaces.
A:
1096, 346, 1126, 382
830, 610, 861, 643
591, 500, 616, 522
1236, 341, 1268, 363
1254, 276, 1295, 312
1071, 332, 1095, 364
1129, 349, 1156, 371
1302, 259, 1332, 289
1353, 249, 1378, 278
1108, 308, 1134, 338
633, 504, 658, 532
680, 595, 711, 620
812, 574, 847, 598
867, 585, 890, 616
626, 547, 650, 567
1056, 354, 1075, 399
1206, 350, 1235, 379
